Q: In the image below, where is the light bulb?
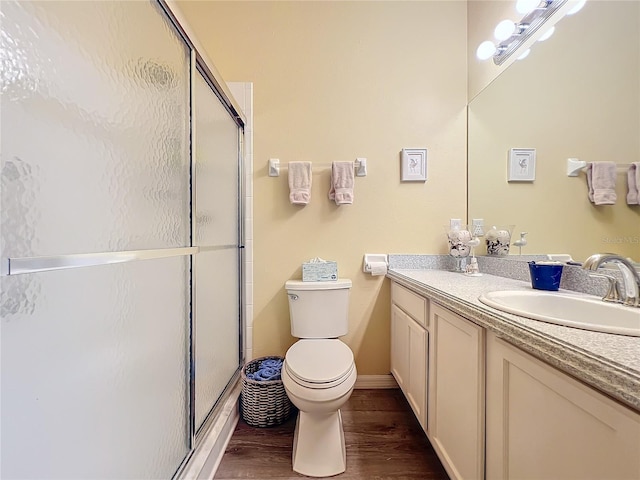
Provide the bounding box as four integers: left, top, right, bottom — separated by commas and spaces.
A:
517, 48, 531, 60
476, 41, 497, 61
516, 0, 540, 15
566, 0, 586, 15
494, 20, 516, 41
538, 26, 555, 41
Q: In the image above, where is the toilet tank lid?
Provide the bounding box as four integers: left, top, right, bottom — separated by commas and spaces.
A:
285, 279, 352, 290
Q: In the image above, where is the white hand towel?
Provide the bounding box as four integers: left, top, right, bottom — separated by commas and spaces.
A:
328, 161, 354, 205
586, 162, 617, 205
288, 161, 312, 205
626, 162, 639, 205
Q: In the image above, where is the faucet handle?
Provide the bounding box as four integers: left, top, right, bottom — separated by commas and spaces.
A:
588, 273, 622, 303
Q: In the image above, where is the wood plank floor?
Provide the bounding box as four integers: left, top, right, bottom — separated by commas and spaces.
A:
214, 389, 449, 479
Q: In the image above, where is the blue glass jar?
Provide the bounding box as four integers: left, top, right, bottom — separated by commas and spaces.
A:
528, 262, 564, 291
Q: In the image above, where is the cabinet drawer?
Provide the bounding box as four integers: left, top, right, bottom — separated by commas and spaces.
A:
391, 282, 428, 328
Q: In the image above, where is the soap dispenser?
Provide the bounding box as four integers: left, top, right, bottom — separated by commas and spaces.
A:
464, 237, 482, 276
513, 232, 528, 255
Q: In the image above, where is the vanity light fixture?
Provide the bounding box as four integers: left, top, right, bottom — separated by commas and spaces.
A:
476, 40, 498, 60
493, 0, 567, 65
516, 0, 540, 14
494, 19, 517, 41
537, 25, 555, 41
476, 0, 581, 65
566, 0, 586, 15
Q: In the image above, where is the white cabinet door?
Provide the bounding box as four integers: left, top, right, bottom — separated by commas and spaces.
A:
407, 314, 427, 428
390, 303, 428, 430
429, 303, 485, 480
486, 332, 640, 480
390, 304, 409, 391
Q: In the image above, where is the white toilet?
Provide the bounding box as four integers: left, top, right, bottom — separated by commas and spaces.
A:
281, 279, 357, 478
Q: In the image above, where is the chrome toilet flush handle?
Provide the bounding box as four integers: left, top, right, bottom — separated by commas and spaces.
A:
288, 294, 299, 301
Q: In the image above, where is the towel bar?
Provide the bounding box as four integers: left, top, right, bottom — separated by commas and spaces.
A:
567, 158, 633, 177
268, 158, 367, 177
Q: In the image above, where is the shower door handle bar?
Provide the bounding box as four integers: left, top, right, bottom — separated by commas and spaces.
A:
3, 246, 200, 276
197, 244, 242, 252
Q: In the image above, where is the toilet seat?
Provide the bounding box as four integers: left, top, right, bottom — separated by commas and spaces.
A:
285, 339, 354, 389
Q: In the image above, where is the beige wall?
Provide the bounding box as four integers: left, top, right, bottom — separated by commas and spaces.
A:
176, 1, 468, 374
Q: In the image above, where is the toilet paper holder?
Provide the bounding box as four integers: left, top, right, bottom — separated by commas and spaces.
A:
363, 254, 388, 274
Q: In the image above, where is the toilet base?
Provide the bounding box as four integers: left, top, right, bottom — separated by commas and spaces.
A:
291, 409, 346, 477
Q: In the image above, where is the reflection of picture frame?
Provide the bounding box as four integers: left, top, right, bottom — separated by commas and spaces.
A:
401, 148, 427, 182
507, 148, 536, 182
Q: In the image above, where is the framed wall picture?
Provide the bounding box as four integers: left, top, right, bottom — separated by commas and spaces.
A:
401, 148, 427, 182
507, 148, 536, 182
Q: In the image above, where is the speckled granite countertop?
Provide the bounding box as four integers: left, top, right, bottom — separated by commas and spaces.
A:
387, 268, 640, 411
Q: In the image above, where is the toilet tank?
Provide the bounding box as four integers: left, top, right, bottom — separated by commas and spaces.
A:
285, 279, 352, 338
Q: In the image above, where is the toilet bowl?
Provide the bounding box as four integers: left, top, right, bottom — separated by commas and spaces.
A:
281, 338, 357, 477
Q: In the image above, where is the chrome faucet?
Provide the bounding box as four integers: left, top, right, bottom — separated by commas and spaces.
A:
582, 254, 640, 307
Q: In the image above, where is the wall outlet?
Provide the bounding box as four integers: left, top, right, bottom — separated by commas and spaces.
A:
449, 218, 462, 229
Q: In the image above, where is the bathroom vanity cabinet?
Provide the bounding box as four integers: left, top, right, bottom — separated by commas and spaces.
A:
390, 278, 640, 480
391, 283, 484, 479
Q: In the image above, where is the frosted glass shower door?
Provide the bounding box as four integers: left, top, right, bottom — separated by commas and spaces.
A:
1, 1, 191, 478
193, 70, 242, 432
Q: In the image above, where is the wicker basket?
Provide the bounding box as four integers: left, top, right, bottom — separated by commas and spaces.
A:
241, 356, 295, 427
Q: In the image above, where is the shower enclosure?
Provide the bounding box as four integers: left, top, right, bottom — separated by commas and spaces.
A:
0, 1, 244, 478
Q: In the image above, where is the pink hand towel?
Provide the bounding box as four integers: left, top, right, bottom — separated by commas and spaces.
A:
328, 161, 355, 205
586, 162, 617, 205
288, 161, 312, 205
626, 162, 639, 205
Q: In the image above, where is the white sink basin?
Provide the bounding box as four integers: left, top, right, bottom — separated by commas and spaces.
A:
478, 290, 640, 336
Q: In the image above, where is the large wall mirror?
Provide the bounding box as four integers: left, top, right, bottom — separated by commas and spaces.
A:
468, 1, 639, 262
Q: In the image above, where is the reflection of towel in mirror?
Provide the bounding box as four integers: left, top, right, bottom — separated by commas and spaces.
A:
288, 162, 312, 205
627, 162, 639, 205
586, 162, 617, 205
328, 161, 354, 205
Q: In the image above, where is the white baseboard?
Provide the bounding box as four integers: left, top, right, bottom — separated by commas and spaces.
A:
178, 383, 241, 480
354, 374, 398, 389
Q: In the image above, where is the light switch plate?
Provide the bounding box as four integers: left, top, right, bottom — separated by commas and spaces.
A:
471, 218, 484, 236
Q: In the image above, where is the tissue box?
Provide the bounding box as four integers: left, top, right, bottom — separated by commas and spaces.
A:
302, 261, 338, 282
